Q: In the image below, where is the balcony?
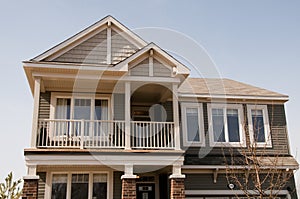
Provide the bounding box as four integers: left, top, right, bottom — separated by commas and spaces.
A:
37, 119, 175, 150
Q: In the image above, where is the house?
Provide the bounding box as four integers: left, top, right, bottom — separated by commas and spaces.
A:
22, 16, 298, 199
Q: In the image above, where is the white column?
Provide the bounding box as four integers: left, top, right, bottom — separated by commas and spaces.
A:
172, 83, 181, 150
27, 164, 37, 176
31, 78, 41, 148
169, 164, 185, 179
125, 82, 131, 150
121, 164, 138, 179
149, 49, 154, 76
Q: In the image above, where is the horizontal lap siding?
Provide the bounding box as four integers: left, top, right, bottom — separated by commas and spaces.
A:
111, 30, 137, 64
153, 59, 171, 77
185, 174, 228, 190
38, 92, 51, 120
37, 172, 46, 199
130, 58, 149, 76
53, 30, 107, 64
185, 103, 290, 164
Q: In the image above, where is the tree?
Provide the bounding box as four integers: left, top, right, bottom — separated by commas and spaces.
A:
0, 172, 22, 199
223, 105, 298, 199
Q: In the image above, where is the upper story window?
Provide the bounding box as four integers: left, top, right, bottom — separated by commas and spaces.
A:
51, 93, 110, 121
208, 104, 245, 147
247, 105, 272, 147
181, 102, 205, 147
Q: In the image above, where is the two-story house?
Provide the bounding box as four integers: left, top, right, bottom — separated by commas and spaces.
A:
22, 16, 298, 199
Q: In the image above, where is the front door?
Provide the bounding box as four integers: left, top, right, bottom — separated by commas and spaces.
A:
136, 183, 155, 199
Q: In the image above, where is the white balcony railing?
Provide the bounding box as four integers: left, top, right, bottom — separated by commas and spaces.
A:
37, 119, 125, 148
37, 119, 175, 149
131, 121, 175, 149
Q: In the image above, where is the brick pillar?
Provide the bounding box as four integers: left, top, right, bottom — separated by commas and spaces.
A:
121, 178, 136, 199
22, 176, 39, 199
170, 178, 185, 199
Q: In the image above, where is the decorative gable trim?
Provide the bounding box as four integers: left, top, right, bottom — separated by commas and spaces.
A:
114, 43, 190, 75
32, 15, 147, 62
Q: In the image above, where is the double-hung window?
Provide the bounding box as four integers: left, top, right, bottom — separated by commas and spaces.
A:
247, 105, 271, 147
181, 102, 205, 147
208, 104, 245, 147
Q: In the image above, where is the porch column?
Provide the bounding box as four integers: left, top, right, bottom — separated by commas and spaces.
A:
31, 78, 41, 148
170, 164, 185, 199
125, 82, 131, 150
23, 165, 39, 199
121, 164, 138, 199
172, 83, 181, 150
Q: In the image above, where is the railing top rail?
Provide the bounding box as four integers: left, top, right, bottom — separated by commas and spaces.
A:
130, 121, 174, 124
39, 119, 125, 123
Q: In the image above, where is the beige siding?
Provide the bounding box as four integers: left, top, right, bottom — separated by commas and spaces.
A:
111, 30, 138, 64
37, 172, 46, 199
52, 30, 107, 64
153, 58, 171, 77
130, 58, 149, 76
38, 92, 51, 120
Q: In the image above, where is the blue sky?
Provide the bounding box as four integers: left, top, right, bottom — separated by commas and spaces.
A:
0, 0, 299, 191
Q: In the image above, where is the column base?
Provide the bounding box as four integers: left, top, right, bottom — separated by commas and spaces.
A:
122, 178, 137, 199
22, 176, 39, 199
170, 178, 185, 199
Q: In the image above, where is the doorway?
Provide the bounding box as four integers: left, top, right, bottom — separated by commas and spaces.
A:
136, 183, 155, 199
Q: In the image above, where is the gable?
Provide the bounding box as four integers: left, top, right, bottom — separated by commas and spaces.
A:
129, 54, 172, 77
32, 16, 147, 65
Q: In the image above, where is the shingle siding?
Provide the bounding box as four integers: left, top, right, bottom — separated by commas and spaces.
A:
153, 58, 171, 77
130, 58, 149, 76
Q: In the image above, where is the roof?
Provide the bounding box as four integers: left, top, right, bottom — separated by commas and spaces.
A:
179, 78, 289, 101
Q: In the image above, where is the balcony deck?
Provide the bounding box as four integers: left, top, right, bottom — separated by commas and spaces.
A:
37, 119, 175, 150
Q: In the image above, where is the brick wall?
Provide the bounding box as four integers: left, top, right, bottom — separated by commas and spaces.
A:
22, 178, 39, 199
170, 178, 185, 199
121, 178, 136, 199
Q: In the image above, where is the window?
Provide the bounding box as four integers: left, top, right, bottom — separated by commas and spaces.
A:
181, 103, 205, 146
51, 173, 108, 199
247, 105, 271, 147
50, 93, 110, 137
208, 104, 245, 147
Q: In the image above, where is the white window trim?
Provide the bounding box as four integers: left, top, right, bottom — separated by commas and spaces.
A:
208, 103, 246, 147
48, 171, 111, 199
181, 102, 205, 147
50, 92, 112, 121
247, 104, 272, 148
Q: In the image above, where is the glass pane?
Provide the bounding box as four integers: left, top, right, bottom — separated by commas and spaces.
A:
55, 98, 71, 119
227, 109, 240, 142
252, 110, 265, 142
186, 108, 200, 142
93, 174, 107, 199
51, 174, 67, 199
212, 109, 225, 142
94, 100, 109, 136
71, 174, 89, 199
74, 99, 91, 120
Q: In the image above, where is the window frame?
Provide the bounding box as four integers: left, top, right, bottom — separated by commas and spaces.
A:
50, 92, 112, 121
48, 171, 110, 199
208, 103, 246, 147
247, 104, 272, 148
181, 102, 205, 147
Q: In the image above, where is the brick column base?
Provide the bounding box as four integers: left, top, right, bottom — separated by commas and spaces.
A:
22, 176, 39, 199
170, 178, 185, 199
122, 178, 136, 199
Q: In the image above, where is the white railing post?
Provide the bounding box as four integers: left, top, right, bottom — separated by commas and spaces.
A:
80, 120, 85, 149
173, 83, 181, 150
125, 82, 131, 150
31, 78, 41, 148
